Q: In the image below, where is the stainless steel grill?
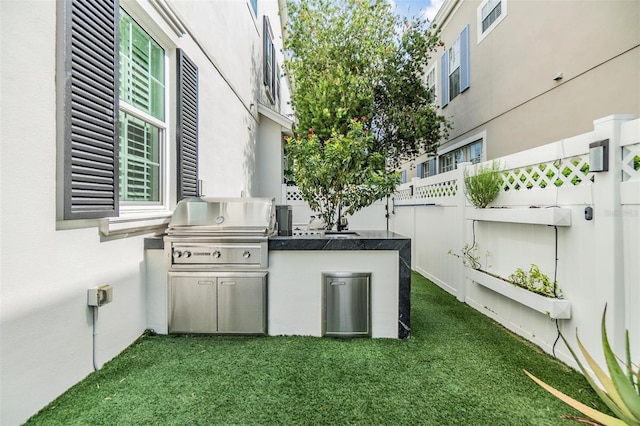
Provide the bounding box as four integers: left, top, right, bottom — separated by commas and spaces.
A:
165, 197, 276, 270
164, 197, 275, 334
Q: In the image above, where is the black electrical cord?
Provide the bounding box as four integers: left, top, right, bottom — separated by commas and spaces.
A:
463, 220, 481, 270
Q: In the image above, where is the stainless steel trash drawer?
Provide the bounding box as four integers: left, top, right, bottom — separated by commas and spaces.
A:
322, 272, 371, 337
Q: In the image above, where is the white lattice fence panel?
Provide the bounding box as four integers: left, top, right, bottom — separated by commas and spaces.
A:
394, 187, 413, 202
622, 143, 640, 182
286, 186, 305, 202
502, 155, 593, 192
415, 179, 457, 200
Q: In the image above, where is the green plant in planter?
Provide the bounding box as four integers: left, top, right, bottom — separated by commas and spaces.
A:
464, 161, 503, 208
509, 264, 562, 298
524, 306, 640, 425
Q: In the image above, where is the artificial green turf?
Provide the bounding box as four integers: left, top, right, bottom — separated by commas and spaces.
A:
26, 272, 609, 425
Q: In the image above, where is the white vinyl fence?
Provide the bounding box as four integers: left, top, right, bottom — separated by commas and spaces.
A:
391, 114, 639, 369
284, 114, 639, 369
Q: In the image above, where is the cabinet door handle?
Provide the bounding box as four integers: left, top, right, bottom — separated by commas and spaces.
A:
330, 281, 346, 286
220, 281, 236, 286
197, 281, 215, 285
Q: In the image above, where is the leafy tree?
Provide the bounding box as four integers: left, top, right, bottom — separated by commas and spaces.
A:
287, 118, 398, 229
284, 0, 449, 228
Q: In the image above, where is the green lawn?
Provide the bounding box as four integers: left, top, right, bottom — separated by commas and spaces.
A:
26, 272, 607, 425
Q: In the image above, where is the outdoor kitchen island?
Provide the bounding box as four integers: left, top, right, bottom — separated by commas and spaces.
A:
268, 231, 411, 339
144, 229, 410, 339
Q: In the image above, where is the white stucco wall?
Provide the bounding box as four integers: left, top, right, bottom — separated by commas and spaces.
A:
0, 1, 291, 424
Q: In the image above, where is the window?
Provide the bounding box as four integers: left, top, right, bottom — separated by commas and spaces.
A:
119, 11, 165, 203
400, 170, 408, 184
481, 0, 501, 32
439, 140, 483, 173
263, 16, 277, 104
425, 66, 436, 102
440, 25, 470, 108
249, 0, 258, 16
477, 0, 507, 43
448, 37, 461, 101
59, 0, 199, 220
417, 158, 437, 178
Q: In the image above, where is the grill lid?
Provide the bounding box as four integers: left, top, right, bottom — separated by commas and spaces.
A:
167, 197, 276, 236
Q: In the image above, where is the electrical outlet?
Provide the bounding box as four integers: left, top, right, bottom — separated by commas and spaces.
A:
88, 285, 113, 307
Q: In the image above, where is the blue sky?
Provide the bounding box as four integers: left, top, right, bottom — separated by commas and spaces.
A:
391, 0, 444, 22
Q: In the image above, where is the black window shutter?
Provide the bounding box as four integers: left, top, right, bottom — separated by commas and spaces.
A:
61, 0, 119, 219
176, 49, 199, 200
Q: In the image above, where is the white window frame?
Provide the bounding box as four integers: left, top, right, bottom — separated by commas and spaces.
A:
118, 7, 172, 215
448, 37, 461, 101
419, 157, 437, 177
438, 131, 487, 173
477, 0, 507, 44
424, 64, 437, 103
263, 16, 277, 104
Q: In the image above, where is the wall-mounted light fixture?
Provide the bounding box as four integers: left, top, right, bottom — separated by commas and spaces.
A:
589, 139, 609, 172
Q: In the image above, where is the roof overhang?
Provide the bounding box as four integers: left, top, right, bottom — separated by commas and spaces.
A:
258, 103, 294, 135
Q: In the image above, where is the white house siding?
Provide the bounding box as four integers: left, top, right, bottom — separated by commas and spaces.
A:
0, 1, 291, 424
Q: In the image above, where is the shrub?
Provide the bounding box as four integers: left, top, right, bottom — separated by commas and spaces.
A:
464, 161, 503, 208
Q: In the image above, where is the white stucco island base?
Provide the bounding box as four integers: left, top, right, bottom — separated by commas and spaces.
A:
268, 250, 399, 338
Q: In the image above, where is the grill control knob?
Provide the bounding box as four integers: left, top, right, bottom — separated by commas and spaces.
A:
242, 251, 251, 259
183, 250, 192, 258
212, 250, 221, 258
173, 250, 183, 258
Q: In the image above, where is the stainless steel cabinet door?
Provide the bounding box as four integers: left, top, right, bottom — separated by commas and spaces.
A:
169, 274, 217, 333
217, 273, 267, 334
323, 273, 371, 337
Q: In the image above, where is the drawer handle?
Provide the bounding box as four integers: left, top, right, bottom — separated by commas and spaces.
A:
220, 281, 236, 286
331, 281, 346, 286
197, 281, 215, 285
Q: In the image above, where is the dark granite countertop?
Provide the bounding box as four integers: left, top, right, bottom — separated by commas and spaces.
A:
268, 230, 409, 251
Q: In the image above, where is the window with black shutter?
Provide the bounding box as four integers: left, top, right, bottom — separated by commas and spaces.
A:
59, 0, 200, 221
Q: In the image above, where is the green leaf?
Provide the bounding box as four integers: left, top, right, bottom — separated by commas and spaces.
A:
599, 307, 640, 420
523, 369, 627, 426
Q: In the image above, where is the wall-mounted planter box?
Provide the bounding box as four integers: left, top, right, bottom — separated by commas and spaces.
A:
466, 207, 571, 226
466, 267, 571, 319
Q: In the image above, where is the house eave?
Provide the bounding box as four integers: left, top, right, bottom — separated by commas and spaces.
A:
258, 103, 294, 135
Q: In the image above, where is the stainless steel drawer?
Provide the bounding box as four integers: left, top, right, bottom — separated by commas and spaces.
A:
322, 272, 371, 337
